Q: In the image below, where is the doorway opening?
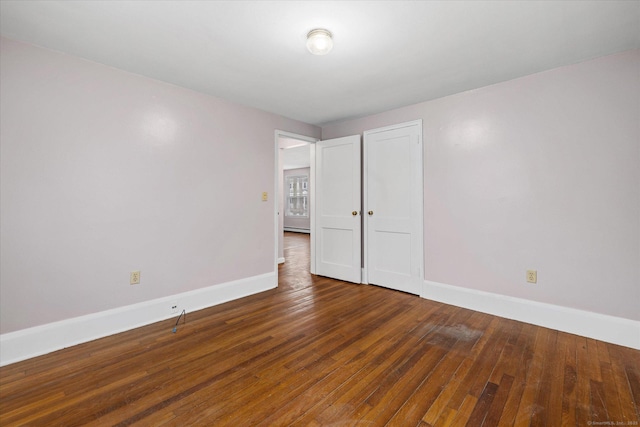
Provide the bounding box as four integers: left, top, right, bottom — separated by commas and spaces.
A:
283, 146, 311, 234
274, 131, 317, 285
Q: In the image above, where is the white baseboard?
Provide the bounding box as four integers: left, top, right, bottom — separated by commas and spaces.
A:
422, 280, 640, 350
283, 227, 310, 234
0, 272, 277, 366
278, 257, 285, 264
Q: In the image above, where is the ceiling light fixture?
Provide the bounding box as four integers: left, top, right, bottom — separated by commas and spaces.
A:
306, 29, 333, 55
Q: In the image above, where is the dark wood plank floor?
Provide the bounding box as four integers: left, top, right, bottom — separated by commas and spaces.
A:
1, 232, 638, 426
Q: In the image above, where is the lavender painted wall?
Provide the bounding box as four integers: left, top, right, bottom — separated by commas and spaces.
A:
322, 50, 640, 321
0, 37, 320, 334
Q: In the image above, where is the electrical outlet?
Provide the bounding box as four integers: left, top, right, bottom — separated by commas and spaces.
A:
526, 270, 537, 284
130, 271, 141, 285
171, 303, 179, 314
262, 191, 268, 201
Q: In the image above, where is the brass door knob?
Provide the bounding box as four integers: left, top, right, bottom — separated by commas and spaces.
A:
352, 211, 358, 216
368, 210, 374, 216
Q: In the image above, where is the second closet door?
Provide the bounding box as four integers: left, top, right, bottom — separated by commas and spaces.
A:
364, 121, 423, 295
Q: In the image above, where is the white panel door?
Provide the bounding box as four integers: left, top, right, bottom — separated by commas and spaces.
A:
364, 121, 423, 294
315, 135, 361, 283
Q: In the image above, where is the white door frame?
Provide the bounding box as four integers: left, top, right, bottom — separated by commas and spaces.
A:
274, 130, 318, 285
363, 120, 424, 288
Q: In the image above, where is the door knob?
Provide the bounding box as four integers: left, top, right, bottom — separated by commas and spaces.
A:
368, 210, 373, 216
352, 211, 358, 216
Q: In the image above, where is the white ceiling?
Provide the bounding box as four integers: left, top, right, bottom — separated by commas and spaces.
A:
1, 1, 638, 126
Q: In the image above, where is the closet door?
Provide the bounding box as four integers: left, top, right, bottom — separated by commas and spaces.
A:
364, 121, 423, 295
314, 135, 362, 283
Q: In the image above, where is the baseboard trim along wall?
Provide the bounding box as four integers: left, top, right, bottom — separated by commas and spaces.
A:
0, 272, 277, 366
283, 228, 311, 234
422, 280, 640, 350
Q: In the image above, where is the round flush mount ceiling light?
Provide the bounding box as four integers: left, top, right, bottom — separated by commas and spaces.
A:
306, 29, 333, 55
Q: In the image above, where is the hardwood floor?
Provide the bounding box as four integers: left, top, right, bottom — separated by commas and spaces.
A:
1, 231, 638, 426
